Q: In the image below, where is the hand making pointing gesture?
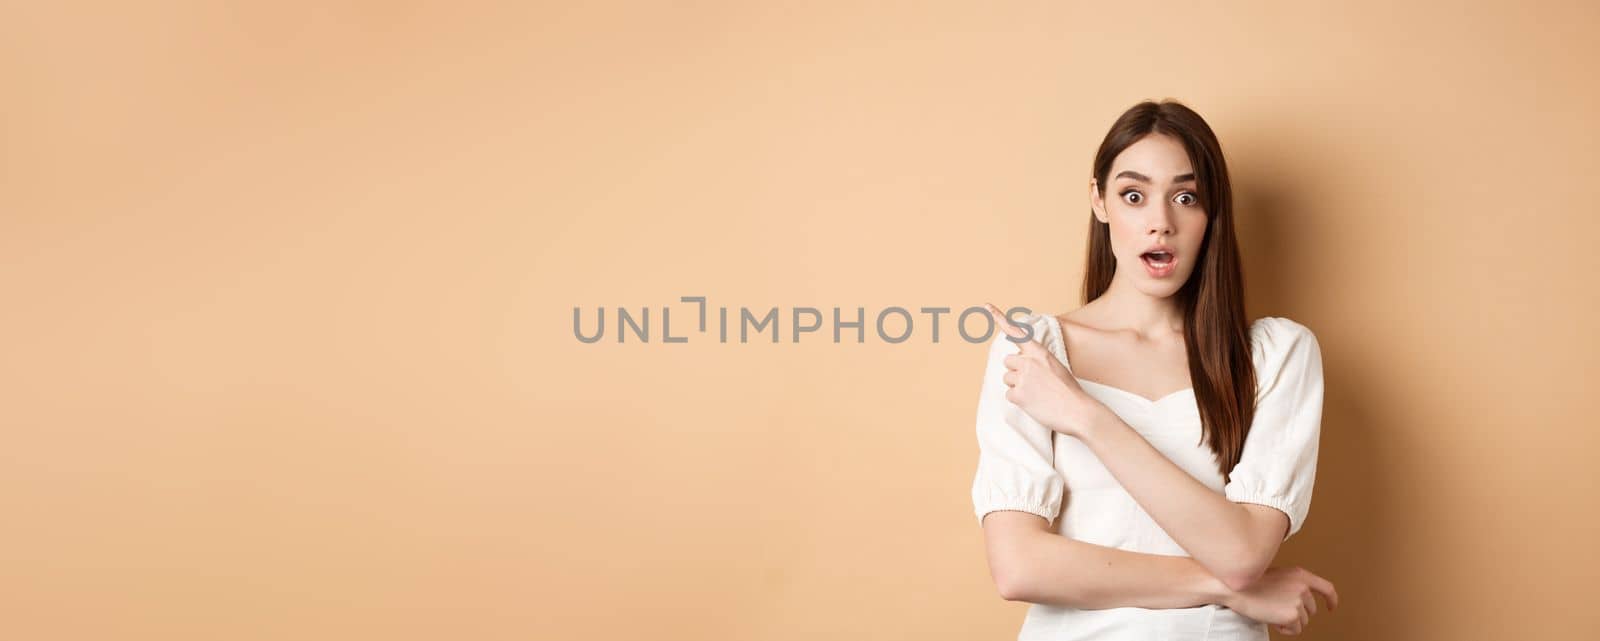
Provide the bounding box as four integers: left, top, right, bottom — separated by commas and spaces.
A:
984, 303, 1103, 438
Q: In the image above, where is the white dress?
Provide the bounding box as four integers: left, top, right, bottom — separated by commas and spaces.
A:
970, 312, 1325, 641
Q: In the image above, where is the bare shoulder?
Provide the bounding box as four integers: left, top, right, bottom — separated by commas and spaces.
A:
1051, 304, 1097, 333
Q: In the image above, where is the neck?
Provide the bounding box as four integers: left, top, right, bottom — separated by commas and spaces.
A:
1094, 270, 1185, 338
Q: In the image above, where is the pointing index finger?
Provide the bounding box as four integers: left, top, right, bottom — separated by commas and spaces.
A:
984, 303, 1029, 340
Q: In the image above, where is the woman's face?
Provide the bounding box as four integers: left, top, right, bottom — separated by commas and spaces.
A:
1089, 133, 1210, 297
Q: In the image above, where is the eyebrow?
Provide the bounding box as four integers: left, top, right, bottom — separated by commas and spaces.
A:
1115, 170, 1196, 184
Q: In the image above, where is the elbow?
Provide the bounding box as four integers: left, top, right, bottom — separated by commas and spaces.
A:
988, 548, 1038, 602
1219, 504, 1292, 592
1217, 555, 1272, 593
994, 569, 1033, 602
1215, 518, 1281, 592
1219, 568, 1264, 593
980, 513, 1053, 602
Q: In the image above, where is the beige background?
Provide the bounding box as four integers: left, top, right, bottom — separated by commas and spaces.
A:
3, 2, 1597, 640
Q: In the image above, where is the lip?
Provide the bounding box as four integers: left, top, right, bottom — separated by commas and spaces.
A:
1139, 244, 1178, 279
1141, 252, 1176, 278
1139, 244, 1177, 260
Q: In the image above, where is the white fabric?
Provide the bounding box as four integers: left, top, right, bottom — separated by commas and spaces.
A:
970, 312, 1325, 641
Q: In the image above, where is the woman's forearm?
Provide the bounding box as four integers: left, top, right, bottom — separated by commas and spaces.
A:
1075, 406, 1266, 586
1011, 528, 1236, 610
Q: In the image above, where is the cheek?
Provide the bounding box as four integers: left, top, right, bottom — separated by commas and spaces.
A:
1193, 224, 1210, 254
1114, 227, 1143, 257
1181, 215, 1208, 251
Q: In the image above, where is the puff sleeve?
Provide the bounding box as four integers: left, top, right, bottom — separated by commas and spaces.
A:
970, 314, 1065, 528
1223, 317, 1326, 541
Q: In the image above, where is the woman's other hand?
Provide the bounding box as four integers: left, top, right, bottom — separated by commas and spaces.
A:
1221, 565, 1339, 636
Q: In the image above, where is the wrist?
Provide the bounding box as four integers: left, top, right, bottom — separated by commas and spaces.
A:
1075, 403, 1120, 443
1195, 566, 1239, 608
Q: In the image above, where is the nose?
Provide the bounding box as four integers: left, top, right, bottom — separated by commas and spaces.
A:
1147, 201, 1176, 236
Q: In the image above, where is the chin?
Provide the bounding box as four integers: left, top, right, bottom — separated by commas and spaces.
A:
1136, 283, 1183, 298
1134, 269, 1192, 296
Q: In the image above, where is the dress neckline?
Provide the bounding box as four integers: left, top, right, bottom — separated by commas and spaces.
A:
1042, 313, 1196, 407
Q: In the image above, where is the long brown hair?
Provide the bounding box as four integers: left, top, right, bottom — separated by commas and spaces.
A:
1081, 99, 1255, 483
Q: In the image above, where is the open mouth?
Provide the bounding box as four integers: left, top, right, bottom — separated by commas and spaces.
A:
1140, 250, 1174, 268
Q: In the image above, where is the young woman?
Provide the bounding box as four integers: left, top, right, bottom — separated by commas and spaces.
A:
970, 100, 1339, 640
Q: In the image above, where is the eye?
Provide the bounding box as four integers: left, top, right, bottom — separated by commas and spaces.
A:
1175, 191, 1198, 206
1119, 189, 1143, 205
